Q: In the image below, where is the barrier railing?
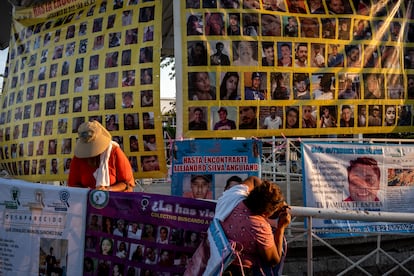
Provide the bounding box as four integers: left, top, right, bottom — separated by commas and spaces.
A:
288, 206, 414, 275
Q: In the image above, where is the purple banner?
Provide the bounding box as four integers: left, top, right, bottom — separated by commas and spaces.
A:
84, 190, 215, 275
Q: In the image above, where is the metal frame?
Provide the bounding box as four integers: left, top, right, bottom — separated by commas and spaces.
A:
290, 206, 414, 275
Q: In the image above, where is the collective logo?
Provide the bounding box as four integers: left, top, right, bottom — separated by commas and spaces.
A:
89, 190, 109, 209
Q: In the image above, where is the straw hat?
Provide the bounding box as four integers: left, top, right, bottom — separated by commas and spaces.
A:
74, 121, 112, 158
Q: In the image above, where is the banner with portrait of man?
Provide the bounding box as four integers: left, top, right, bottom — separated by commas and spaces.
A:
0, 0, 166, 181
171, 139, 262, 199
178, 0, 414, 138
302, 141, 414, 236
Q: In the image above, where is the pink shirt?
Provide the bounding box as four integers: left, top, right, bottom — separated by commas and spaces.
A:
221, 201, 274, 268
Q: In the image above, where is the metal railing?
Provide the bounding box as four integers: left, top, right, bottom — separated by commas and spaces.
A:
289, 207, 414, 275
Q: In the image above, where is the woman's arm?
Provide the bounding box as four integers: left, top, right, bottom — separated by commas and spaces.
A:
241, 176, 262, 192
97, 182, 129, 192
109, 146, 135, 192
258, 207, 291, 265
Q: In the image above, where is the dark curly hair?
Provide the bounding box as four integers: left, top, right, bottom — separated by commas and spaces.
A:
244, 180, 285, 216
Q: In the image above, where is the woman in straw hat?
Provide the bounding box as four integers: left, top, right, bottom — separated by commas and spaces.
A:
68, 120, 135, 192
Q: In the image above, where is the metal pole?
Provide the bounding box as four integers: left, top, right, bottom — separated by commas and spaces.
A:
290, 206, 414, 222
307, 216, 313, 275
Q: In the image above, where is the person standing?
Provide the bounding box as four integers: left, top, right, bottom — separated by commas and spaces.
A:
46, 247, 57, 276
68, 120, 135, 192
210, 42, 230, 65
263, 106, 282, 129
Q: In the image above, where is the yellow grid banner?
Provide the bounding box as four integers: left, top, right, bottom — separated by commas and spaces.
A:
181, 0, 414, 138
0, 0, 167, 181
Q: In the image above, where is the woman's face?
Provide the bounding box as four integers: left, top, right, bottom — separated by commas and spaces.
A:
113, 265, 119, 276
385, 107, 396, 124
367, 75, 379, 94
287, 110, 297, 127
302, 106, 312, 120
160, 228, 168, 240
195, 73, 211, 92
101, 239, 112, 255
209, 15, 223, 34
226, 76, 238, 92
146, 225, 153, 235
342, 108, 352, 122
281, 46, 291, 58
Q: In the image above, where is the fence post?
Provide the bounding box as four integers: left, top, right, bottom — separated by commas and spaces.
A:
307, 216, 313, 275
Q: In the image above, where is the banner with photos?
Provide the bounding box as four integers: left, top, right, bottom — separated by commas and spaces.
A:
0, 178, 88, 275
180, 0, 414, 138
0, 0, 166, 181
171, 139, 262, 199
84, 189, 215, 275
302, 141, 414, 236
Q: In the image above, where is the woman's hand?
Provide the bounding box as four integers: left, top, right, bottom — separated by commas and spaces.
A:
277, 205, 291, 228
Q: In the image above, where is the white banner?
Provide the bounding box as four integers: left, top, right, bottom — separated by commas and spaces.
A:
0, 179, 88, 275
302, 141, 414, 235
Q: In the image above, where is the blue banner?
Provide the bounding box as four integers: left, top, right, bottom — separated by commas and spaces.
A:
171, 139, 261, 199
